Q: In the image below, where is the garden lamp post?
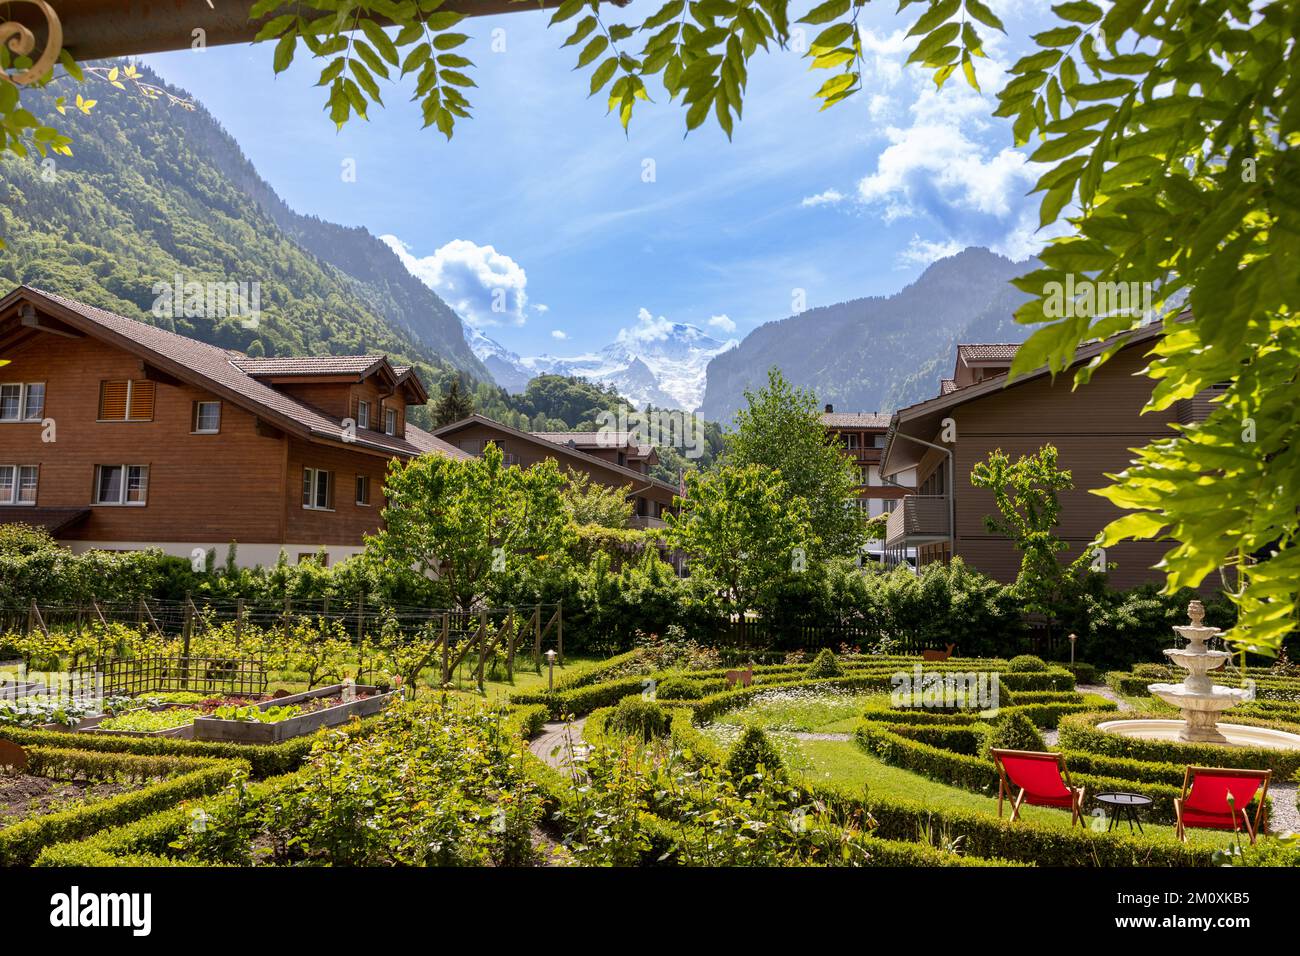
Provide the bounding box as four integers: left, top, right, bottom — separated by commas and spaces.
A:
1069, 633, 1077, 667
545, 649, 557, 691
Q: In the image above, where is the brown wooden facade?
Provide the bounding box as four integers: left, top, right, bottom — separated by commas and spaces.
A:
879, 325, 1199, 589
0, 286, 467, 567
433, 416, 680, 526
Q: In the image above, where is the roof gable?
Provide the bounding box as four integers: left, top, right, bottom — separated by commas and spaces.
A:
0, 285, 456, 460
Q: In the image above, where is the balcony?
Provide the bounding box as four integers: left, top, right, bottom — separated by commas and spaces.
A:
630, 514, 667, 529
884, 495, 951, 546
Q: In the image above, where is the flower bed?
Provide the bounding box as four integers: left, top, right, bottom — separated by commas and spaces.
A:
190, 684, 397, 743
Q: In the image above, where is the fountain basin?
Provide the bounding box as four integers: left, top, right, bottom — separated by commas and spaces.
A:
1098, 718, 1300, 751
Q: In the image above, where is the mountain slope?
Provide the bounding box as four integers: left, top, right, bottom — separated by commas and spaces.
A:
0, 64, 486, 385
698, 248, 1034, 421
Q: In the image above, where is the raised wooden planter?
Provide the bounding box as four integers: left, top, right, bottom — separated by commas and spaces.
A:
192, 684, 396, 743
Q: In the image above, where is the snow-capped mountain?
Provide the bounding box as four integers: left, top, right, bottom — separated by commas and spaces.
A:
465, 320, 736, 411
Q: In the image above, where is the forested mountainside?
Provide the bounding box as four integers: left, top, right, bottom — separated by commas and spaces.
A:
699, 248, 1034, 420
0, 64, 506, 428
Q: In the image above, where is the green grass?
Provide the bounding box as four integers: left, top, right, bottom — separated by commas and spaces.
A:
711, 687, 879, 733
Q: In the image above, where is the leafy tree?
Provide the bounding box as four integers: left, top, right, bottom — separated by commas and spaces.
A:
560, 468, 633, 529
969, 445, 1094, 613
725, 367, 864, 558
367, 443, 572, 613
665, 464, 811, 620
432, 378, 474, 427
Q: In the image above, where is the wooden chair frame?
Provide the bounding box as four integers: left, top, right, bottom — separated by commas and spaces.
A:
1174, 765, 1270, 845
991, 748, 1086, 828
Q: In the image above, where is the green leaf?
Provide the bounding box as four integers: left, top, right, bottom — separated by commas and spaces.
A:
590, 56, 619, 95
273, 33, 296, 74
798, 0, 851, 25
577, 35, 610, 68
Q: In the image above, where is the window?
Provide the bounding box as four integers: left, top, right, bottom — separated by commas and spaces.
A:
93, 465, 149, 505
98, 380, 155, 421
355, 474, 371, 506
872, 434, 887, 448
192, 401, 221, 433
0, 383, 43, 422
302, 467, 333, 510
356, 400, 370, 429
0, 465, 37, 505
384, 407, 397, 436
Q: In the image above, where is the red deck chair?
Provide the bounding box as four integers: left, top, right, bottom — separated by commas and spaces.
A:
991, 748, 1086, 827
1174, 767, 1270, 844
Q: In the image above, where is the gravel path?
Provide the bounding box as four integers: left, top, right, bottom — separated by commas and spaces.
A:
788, 731, 854, 742
529, 718, 587, 769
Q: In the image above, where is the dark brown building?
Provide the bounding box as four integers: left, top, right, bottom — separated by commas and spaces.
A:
0, 285, 469, 566
879, 323, 1211, 589
433, 415, 679, 527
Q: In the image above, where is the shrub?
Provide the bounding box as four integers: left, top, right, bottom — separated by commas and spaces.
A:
605, 697, 671, 742
804, 648, 843, 680
1132, 663, 1173, 679
1007, 655, 1047, 673
1066, 662, 1097, 684
724, 725, 784, 780
986, 711, 1045, 755
656, 676, 707, 700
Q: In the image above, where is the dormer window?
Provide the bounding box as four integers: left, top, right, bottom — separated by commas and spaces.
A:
357, 400, 370, 429
385, 407, 397, 436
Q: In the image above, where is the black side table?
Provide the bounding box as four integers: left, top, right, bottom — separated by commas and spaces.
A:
1096, 792, 1153, 833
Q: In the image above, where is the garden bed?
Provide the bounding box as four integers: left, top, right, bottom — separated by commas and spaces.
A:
191, 684, 397, 743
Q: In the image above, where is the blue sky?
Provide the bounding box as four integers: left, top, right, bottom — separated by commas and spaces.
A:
143, 0, 1053, 358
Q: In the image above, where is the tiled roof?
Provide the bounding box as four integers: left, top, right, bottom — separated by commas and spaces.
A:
10, 287, 466, 461
940, 379, 958, 394
958, 343, 1020, 362
232, 355, 386, 376
532, 431, 653, 457
821, 411, 891, 428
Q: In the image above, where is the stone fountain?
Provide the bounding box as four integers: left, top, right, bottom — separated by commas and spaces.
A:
1098, 601, 1300, 750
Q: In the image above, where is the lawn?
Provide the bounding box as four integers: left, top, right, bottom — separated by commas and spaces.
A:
710, 686, 879, 734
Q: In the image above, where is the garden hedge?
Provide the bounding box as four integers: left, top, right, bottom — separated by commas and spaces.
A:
1, 753, 247, 866
34, 771, 298, 867
661, 705, 1211, 866
0, 712, 387, 778
1057, 711, 1300, 779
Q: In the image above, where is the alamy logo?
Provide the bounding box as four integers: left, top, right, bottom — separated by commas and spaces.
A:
890, 665, 1000, 711
151, 274, 262, 327
1042, 275, 1154, 321
49, 886, 152, 937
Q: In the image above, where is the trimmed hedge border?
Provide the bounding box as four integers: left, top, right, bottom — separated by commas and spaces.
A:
523, 719, 1015, 867
30, 701, 549, 867
854, 720, 1185, 822
2, 753, 247, 866
35, 771, 296, 867
663, 707, 1205, 866
1, 712, 387, 778
1058, 710, 1300, 778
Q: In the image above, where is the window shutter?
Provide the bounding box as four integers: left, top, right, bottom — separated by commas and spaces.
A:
99, 381, 128, 420
326, 471, 335, 510
128, 381, 155, 420
302, 468, 312, 507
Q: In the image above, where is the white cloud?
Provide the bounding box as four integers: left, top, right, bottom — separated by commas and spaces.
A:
534, 303, 550, 314
801, 189, 845, 208
708, 313, 737, 333
617, 307, 678, 347
550, 329, 568, 340
899, 235, 966, 267
847, 30, 1047, 264
381, 235, 528, 327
